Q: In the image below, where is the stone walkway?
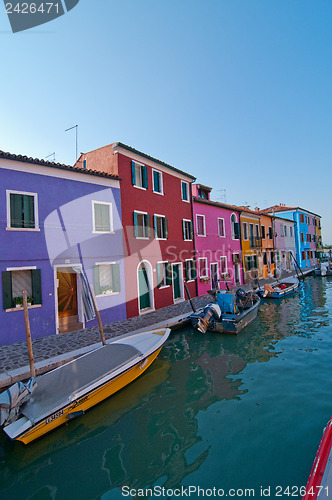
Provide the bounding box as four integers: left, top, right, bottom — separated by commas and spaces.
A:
0, 266, 315, 389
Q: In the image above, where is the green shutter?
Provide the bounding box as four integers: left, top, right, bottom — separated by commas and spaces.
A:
2, 271, 12, 309
182, 220, 186, 240
131, 161, 136, 186
112, 264, 121, 293
153, 215, 157, 238
166, 263, 172, 286
133, 212, 138, 238
164, 217, 168, 239
157, 263, 161, 288
185, 261, 189, 281
182, 182, 187, 200
146, 214, 151, 238
24, 195, 35, 228
142, 166, 148, 189
192, 260, 197, 280
31, 269, 42, 305
153, 170, 159, 192
10, 194, 22, 228
94, 266, 101, 295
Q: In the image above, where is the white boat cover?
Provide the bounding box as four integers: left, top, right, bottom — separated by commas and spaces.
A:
22, 343, 141, 424
0, 378, 36, 426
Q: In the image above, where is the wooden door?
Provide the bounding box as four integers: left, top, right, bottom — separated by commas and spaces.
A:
57, 272, 78, 318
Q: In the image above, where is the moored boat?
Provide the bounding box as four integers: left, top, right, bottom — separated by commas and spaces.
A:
190, 288, 260, 335
257, 276, 299, 299
315, 262, 332, 277
303, 417, 332, 499
0, 328, 170, 444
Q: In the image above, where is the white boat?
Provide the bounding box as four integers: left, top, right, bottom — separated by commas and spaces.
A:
0, 328, 170, 444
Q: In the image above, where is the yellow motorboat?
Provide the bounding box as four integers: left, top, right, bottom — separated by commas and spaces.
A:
0, 328, 170, 445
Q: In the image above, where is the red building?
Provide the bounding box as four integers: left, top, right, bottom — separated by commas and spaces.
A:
76, 142, 197, 318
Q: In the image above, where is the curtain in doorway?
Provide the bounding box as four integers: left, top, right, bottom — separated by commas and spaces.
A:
73, 267, 96, 322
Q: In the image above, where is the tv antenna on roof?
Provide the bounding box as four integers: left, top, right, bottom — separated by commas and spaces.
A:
45, 152, 55, 162
217, 189, 227, 203
65, 124, 78, 162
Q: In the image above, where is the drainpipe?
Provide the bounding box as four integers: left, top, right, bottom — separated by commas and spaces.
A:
190, 182, 198, 298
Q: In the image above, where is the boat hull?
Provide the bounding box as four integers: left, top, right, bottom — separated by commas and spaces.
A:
14, 347, 162, 445
257, 278, 299, 299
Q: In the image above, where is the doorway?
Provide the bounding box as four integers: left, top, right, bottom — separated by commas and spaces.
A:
138, 262, 153, 311
57, 270, 82, 333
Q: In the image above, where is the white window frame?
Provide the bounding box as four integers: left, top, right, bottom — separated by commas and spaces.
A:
152, 169, 164, 195
134, 210, 150, 239
199, 257, 208, 278
181, 181, 190, 202
94, 261, 120, 296
133, 161, 147, 190
185, 259, 196, 282
196, 214, 206, 237
220, 256, 227, 275
183, 219, 193, 241
157, 261, 171, 289
92, 201, 113, 234
154, 214, 167, 240
218, 218, 225, 238
243, 222, 248, 240
6, 189, 39, 231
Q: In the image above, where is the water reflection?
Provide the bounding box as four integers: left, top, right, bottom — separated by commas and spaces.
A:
0, 277, 331, 499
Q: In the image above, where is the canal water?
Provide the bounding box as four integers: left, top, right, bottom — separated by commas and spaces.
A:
1, 276, 332, 499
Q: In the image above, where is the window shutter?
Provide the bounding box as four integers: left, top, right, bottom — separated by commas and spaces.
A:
2, 271, 12, 309
182, 220, 186, 240
94, 266, 101, 295
234, 222, 240, 239
24, 195, 35, 228
185, 261, 189, 281
112, 264, 121, 293
146, 214, 151, 237
131, 161, 136, 186
166, 263, 172, 286
189, 221, 193, 240
31, 269, 42, 305
133, 212, 138, 238
157, 263, 161, 288
192, 260, 197, 280
142, 166, 148, 189
153, 215, 157, 238
10, 194, 22, 228
164, 217, 168, 239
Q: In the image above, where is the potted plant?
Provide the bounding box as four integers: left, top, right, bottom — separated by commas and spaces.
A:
27, 296, 33, 306
13, 296, 23, 308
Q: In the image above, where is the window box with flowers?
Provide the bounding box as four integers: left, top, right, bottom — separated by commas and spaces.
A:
200, 277, 210, 284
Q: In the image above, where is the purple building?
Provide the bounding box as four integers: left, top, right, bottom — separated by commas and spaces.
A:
0, 151, 126, 345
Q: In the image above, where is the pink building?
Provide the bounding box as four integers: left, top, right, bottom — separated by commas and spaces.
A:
192, 184, 243, 296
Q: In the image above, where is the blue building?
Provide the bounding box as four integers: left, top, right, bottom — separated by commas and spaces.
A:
0, 151, 127, 345
265, 205, 322, 269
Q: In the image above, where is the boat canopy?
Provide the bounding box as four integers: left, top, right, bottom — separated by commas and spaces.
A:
22, 343, 141, 423
216, 292, 236, 314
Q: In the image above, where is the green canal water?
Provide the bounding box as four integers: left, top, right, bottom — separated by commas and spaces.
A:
1, 276, 332, 499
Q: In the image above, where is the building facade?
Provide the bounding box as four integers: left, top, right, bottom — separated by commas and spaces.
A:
77, 143, 197, 318
0, 152, 126, 345
192, 185, 243, 295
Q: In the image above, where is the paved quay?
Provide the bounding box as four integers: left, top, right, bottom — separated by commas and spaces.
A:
0, 267, 316, 390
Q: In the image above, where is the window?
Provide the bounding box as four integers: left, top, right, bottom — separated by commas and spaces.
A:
133, 211, 151, 238
183, 220, 193, 241
284, 225, 287, 236
270, 251, 275, 265
243, 222, 248, 240
218, 218, 225, 237
7, 190, 38, 230
152, 169, 163, 194
157, 262, 172, 288
154, 215, 168, 239
302, 251, 306, 260
94, 263, 120, 295
263, 252, 267, 265
300, 213, 304, 223
231, 214, 240, 239
2, 268, 42, 309
93, 202, 113, 233
199, 258, 208, 277
301, 232, 304, 242
261, 225, 266, 239
281, 225, 284, 237
255, 225, 260, 238
268, 226, 273, 239
181, 181, 189, 202
185, 260, 196, 281
196, 215, 206, 236
290, 226, 293, 237
220, 256, 227, 275
307, 233, 311, 242
131, 161, 148, 189
83, 159, 87, 169
245, 255, 258, 271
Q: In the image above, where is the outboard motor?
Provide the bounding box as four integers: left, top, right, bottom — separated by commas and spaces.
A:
192, 303, 221, 334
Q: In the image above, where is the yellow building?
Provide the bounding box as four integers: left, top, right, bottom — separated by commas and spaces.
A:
240, 209, 262, 284
259, 214, 276, 278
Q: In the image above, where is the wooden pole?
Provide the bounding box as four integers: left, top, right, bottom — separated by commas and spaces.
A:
22, 290, 36, 378
90, 285, 106, 346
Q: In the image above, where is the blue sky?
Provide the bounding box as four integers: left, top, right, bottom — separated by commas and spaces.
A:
1, 0, 332, 241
